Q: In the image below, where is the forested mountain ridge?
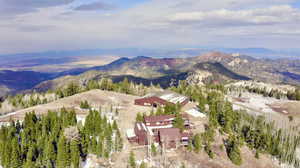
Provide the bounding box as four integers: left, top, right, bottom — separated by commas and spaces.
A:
33, 52, 300, 92
37, 51, 300, 87
1, 51, 300, 97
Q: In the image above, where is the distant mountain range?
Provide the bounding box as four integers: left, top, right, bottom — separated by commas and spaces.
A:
1, 47, 300, 69
34, 52, 300, 92
1, 51, 300, 97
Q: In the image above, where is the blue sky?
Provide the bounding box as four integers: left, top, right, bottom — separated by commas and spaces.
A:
73, 0, 147, 9
110, 0, 148, 8
0, 0, 300, 54
292, 1, 300, 8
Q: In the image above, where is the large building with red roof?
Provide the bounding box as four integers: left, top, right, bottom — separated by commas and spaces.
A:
134, 90, 189, 107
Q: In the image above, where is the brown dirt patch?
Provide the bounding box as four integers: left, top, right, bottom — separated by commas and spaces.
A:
270, 101, 300, 116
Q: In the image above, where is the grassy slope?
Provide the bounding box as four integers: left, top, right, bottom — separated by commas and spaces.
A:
193, 62, 251, 81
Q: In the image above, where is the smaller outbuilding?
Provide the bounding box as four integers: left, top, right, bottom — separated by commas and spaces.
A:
126, 129, 137, 143
133, 122, 149, 145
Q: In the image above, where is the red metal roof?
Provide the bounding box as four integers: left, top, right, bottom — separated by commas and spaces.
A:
159, 128, 181, 141
135, 90, 189, 106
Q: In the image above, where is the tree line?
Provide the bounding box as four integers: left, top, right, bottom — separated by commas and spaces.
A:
0, 108, 123, 168
228, 85, 300, 101
1, 77, 155, 112
171, 81, 300, 167
56, 78, 152, 99
6, 92, 52, 109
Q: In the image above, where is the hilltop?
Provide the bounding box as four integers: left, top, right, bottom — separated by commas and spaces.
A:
0, 89, 280, 168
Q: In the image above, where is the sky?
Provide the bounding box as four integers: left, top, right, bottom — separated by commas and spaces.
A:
0, 0, 300, 54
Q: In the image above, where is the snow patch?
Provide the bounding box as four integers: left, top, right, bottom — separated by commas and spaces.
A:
231, 93, 280, 114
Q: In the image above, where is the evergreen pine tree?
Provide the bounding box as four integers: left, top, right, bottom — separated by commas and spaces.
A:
89, 136, 98, 154
121, 78, 130, 94
112, 120, 118, 130
115, 129, 123, 152
56, 135, 69, 168
44, 138, 56, 168
136, 112, 144, 122
24, 146, 35, 168
173, 114, 185, 131
226, 136, 242, 165
187, 140, 193, 152
193, 134, 202, 153
208, 101, 218, 128
96, 139, 103, 157
105, 135, 113, 158
151, 143, 157, 156
10, 138, 22, 168
224, 101, 234, 133
70, 140, 80, 168
140, 161, 147, 168
129, 151, 136, 168
156, 106, 163, 115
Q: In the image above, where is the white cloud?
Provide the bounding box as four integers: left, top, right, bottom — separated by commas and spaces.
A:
168, 5, 300, 26
0, 0, 300, 54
